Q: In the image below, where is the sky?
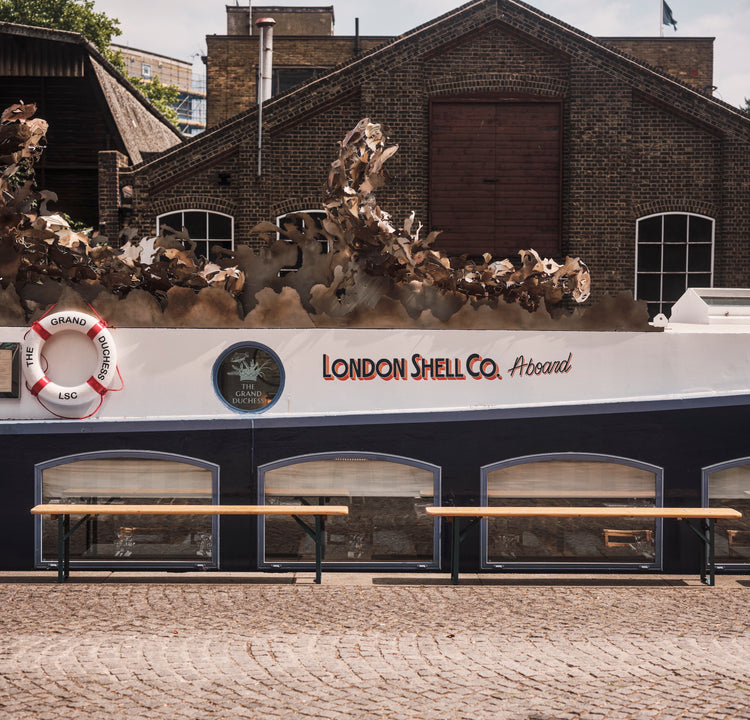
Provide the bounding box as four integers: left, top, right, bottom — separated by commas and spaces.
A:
94, 0, 750, 109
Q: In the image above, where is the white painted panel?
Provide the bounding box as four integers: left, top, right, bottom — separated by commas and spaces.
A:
2, 327, 750, 422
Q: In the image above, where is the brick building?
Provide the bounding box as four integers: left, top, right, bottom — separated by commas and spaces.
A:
207, 5, 386, 127
100, 0, 750, 316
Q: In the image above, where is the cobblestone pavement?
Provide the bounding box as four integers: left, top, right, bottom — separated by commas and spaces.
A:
0, 575, 749, 719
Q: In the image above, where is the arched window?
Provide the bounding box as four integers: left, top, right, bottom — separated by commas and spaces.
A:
703, 459, 750, 566
481, 453, 662, 568
275, 210, 329, 274
157, 210, 234, 260
258, 452, 440, 568
35, 451, 219, 569
635, 212, 714, 319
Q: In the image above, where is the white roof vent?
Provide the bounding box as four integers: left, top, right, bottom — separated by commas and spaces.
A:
669, 288, 750, 325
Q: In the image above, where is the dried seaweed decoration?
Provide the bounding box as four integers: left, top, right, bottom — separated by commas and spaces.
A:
0, 103, 246, 312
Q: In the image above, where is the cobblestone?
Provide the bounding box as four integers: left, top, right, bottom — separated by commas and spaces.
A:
0, 576, 748, 718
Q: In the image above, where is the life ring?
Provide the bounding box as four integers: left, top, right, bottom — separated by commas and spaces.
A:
23, 310, 118, 408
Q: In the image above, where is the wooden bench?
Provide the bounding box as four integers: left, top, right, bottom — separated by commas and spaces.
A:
425, 506, 742, 586
31, 503, 349, 584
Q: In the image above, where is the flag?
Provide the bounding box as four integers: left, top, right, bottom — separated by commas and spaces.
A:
663, 2, 678, 31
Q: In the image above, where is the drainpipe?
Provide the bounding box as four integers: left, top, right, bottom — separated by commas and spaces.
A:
256, 17, 275, 178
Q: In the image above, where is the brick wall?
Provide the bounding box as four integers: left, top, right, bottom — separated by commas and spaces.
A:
122, 0, 750, 301
97, 150, 130, 241
603, 38, 714, 94
206, 36, 386, 127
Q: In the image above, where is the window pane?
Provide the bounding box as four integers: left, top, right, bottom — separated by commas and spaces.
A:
637, 244, 661, 272
183, 211, 208, 240
687, 273, 712, 288
264, 458, 436, 564
708, 464, 750, 563
273, 68, 319, 96
662, 274, 686, 302
207, 239, 234, 259
688, 244, 712, 272
637, 274, 662, 300
159, 213, 182, 232
486, 460, 657, 563
690, 216, 713, 244
41, 458, 214, 562
647, 301, 662, 318
662, 243, 687, 272
208, 213, 232, 239
663, 214, 687, 243
638, 216, 662, 243
194, 240, 210, 259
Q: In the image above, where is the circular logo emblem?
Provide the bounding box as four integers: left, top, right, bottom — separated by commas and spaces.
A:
213, 342, 284, 413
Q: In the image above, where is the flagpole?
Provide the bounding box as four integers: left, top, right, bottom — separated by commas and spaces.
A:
660, 0, 664, 37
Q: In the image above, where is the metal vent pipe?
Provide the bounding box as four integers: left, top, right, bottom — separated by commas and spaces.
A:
256, 17, 275, 177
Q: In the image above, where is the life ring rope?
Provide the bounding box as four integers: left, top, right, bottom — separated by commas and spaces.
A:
22, 305, 123, 419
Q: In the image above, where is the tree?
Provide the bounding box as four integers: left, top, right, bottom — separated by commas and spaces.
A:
128, 74, 180, 126
0, 0, 120, 59
0, 0, 181, 128
741, 98, 750, 117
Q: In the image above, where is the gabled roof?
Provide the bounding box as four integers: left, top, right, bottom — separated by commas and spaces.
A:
136, 0, 749, 172
0, 21, 183, 163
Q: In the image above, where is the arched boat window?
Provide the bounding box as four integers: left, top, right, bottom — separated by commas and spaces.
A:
34, 450, 219, 569
703, 458, 750, 566
481, 453, 663, 568
258, 451, 440, 568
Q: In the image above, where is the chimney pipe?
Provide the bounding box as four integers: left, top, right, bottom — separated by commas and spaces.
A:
255, 17, 275, 178
256, 17, 275, 103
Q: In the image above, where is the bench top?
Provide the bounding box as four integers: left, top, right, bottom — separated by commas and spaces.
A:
31, 504, 349, 516
425, 506, 742, 519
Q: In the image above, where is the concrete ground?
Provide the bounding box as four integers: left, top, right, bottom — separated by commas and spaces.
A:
0, 572, 749, 719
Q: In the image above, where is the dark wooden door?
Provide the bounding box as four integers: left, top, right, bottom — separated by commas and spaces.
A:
430, 99, 561, 258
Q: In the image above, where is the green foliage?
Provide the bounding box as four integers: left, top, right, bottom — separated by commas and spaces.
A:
0, 0, 120, 55
742, 98, 750, 117
128, 75, 180, 126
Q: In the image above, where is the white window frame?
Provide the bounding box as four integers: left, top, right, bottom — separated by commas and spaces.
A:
634, 212, 715, 319
156, 209, 234, 261
275, 209, 329, 274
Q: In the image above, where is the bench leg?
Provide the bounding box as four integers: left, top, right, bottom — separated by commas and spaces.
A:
686, 518, 717, 586
707, 518, 716, 587
57, 514, 65, 583
315, 515, 322, 585
292, 514, 325, 584
451, 519, 461, 585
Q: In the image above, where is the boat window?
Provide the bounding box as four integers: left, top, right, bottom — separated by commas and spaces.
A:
35, 451, 218, 568
259, 453, 440, 567
482, 454, 661, 567
704, 460, 750, 565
